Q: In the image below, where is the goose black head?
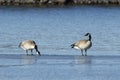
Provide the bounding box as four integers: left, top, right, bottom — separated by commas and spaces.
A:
85, 33, 91, 36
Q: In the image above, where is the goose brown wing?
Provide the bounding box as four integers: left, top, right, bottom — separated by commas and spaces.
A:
75, 40, 88, 46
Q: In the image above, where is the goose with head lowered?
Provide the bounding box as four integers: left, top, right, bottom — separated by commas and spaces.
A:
19, 40, 41, 56
71, 33, 92, 56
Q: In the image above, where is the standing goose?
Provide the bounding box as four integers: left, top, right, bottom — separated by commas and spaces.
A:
19, 40, 41, 56
71, 33, 92, 56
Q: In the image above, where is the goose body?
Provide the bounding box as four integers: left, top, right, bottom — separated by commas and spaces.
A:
19, 40, 40, 55
71, 33, 92, 56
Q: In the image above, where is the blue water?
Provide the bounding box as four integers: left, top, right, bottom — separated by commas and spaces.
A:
0, 6, 120, 80
0, 6, 120, 55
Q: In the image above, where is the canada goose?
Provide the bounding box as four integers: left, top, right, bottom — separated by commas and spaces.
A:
19, 40, 41, 56
71, 33, 92, 56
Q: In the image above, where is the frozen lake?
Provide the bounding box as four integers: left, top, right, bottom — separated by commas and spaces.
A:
0, 5, 120, 80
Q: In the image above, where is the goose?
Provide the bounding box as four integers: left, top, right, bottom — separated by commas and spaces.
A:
71, 33, 92, 56
19, 40, 41, 56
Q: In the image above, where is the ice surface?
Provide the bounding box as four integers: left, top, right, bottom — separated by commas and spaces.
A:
0, 54, 120, 80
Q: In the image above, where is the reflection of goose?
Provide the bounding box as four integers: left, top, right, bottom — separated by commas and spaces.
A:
71, 33, 92, 56
75, 56, 91, 64
19, 40, 40, 56
22, 55, 37, 65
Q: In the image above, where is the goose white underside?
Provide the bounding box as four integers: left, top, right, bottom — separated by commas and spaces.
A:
74, 46, 80, 50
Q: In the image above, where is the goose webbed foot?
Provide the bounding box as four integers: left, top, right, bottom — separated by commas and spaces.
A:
82, 54, 84, 56
85, 54, 87, 56
31, 54, 33, 56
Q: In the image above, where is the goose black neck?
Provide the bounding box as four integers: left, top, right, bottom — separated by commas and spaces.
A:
35, 45, 41, 55
88, 35, 91, 41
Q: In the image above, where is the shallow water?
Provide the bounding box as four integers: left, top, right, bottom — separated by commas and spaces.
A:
0, 54, 120, 80
0, 5, 120, 80
0, 6, 120, 55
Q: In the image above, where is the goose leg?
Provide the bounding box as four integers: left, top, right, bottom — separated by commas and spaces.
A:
31, 49, 33, 55
26, 50, 28, 55
81, 50, 84, 56
85, 50, 87, 56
